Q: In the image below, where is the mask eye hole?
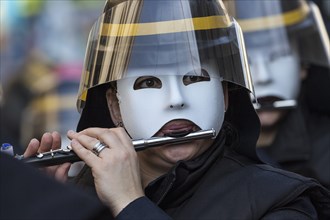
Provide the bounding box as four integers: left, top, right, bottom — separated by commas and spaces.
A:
134, 76, 162, 90
269, 49, 292, 62
183, 69, 210, 86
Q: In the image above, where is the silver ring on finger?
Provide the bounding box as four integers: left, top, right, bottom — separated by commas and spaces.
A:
92, 141, 108, 156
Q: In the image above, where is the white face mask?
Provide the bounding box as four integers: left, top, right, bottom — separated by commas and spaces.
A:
116, 65, 225, 139
248, 44, 301, 101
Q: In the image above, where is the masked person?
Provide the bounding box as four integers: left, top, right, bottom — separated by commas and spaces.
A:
23, 0, 330, 219
225, 0, 330, 189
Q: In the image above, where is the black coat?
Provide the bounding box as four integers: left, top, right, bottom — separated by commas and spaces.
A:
75, 128, 330, 220
257, 67, 330, 189
0, 152, 112, 220
258, 105, 330, 189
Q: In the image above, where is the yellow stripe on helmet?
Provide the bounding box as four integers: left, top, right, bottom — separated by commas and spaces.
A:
238, 2, 310, 32
79, 90, 88, 102
101, 15, 232, 37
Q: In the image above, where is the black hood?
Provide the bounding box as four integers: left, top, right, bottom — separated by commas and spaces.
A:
224, 87, 261, 161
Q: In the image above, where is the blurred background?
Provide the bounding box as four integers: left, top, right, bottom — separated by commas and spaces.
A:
0, 0, 105, 155
0, 0, 105, 175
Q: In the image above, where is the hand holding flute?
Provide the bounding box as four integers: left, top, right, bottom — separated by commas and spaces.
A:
22, 128, 215, 177
21, 128, 215, 167
22, 128, 142, 188
24, 131, 71, 182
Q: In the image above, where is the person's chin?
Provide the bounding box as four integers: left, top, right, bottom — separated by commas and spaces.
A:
161, 142, 198, 162
258, 111, 284, 129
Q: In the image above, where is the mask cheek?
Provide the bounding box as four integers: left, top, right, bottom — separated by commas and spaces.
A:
117, 85, 166, 139
263, 57, 300, 100
185, 79, 225, 134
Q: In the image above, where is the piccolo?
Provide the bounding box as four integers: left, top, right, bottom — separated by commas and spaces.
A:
19, 129, 216, 167
253, 100, 297, 111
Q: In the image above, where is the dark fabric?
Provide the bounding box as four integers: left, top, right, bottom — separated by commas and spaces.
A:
145, 126, 227, 207
116, 197, 172, 220
77, 84, 115, 132
304, 65, 330, 115
257, 74, 330, 189
0, 152, 112, 220
74, 124, 330, 220
162, 150, 330, 220
224, 88, 261, 162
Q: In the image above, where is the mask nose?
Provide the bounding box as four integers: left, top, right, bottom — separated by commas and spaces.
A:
168, 77, 185, 109
170, 103, 185, 109
251, 56, 272, 85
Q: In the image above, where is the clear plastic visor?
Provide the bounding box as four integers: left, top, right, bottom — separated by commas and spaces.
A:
233, 1, 330, 68
77, 0, 253, 111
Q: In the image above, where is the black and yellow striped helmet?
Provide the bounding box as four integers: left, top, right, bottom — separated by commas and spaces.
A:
76, 0, 261, 160
76, 0, 254, 113
225, 0, 330, 68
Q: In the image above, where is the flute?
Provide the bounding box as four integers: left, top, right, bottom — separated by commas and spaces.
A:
253, 100, 297, 111
19, 129, 216, 167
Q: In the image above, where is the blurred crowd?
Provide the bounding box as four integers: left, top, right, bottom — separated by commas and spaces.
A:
0, 0, 105, 176
0, 0, 104, 155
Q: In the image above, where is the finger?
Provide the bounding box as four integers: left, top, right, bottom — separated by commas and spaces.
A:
68, 130, 109, 157
68, 128, 105, 142
76, 134, 111, 158
67, 129, 76, 140
54, 163, 71, 183
39, 132, 53, 152
70, 139, 100, 167
100, 127, 134, 150
80, 127, 131, 151
51, 131, 62, 150
24, 138, 40, 157
74, 133, 102, 152
41, 166, 57, 176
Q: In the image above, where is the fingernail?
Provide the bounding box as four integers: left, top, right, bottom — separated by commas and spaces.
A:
30, 138, 38, 144
67, 130, 75, 135
42, 132, 51, 138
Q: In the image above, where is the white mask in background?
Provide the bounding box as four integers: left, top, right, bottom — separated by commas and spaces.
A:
248, 43, 301, 102
116, 64, 225, 139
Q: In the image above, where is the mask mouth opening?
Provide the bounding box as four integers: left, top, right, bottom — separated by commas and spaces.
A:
254, 96, 297, 111
153, 119, 200, 138
165, 130, 194, 138
256, 96, 283, 104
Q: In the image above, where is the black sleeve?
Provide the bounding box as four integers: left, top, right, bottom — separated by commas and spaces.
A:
0, 152, 113, 220
261, 195, 319, 220
116, 197, 173, 220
